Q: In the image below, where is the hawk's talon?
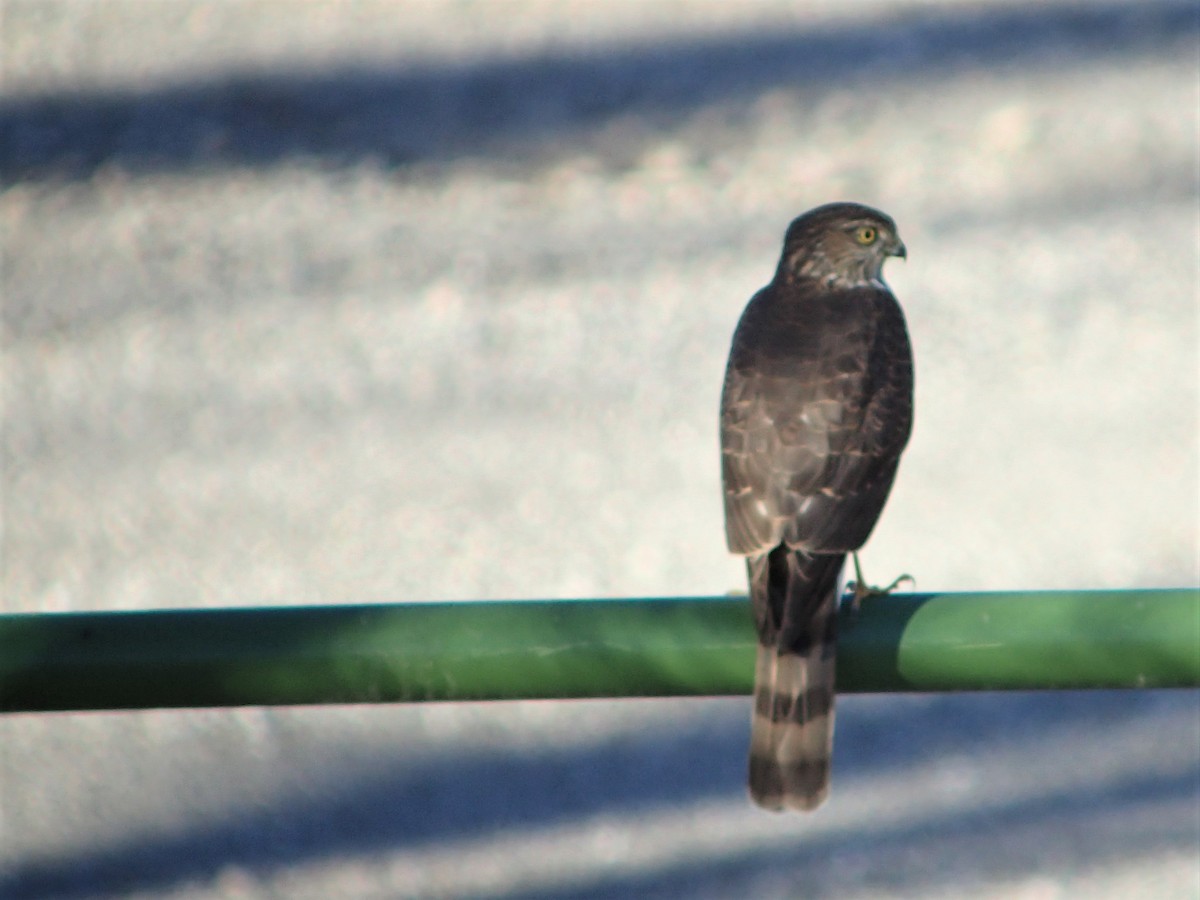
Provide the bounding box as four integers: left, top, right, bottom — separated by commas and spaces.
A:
880, 572, 916, 593
847, 554, 915, 615
843, 580, 863, 619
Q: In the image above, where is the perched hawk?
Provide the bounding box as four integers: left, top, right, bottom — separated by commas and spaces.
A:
720, 202, 913, 811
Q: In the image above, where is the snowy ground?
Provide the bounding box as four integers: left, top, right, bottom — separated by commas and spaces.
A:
2, 1, 1198, 897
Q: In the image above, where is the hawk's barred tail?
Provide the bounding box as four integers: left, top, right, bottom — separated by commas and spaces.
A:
747, 548, 843, 812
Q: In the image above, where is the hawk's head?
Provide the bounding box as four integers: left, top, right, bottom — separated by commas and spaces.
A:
778, 202, 906, 288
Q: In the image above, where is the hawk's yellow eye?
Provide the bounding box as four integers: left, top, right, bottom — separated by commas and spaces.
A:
855, 226, 878, 245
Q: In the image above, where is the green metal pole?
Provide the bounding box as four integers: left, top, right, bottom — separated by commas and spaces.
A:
0, 589, 1196, 713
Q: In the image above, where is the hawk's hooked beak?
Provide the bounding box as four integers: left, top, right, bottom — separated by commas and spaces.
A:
891, 240, 908, 261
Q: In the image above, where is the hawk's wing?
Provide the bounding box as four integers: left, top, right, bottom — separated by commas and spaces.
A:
720, 283, 912, 557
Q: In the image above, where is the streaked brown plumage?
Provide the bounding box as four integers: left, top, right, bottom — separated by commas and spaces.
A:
720, 202, 913, 811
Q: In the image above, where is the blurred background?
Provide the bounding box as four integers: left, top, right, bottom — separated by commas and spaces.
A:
2, 0, 1197, 897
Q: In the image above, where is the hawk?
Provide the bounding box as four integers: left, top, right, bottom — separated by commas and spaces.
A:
720, 202, 913, 811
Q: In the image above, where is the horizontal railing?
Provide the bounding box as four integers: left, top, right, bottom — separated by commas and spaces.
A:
1, 589, 1196, 712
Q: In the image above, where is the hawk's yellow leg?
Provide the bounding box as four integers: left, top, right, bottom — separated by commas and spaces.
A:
846, 553, 914, 615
